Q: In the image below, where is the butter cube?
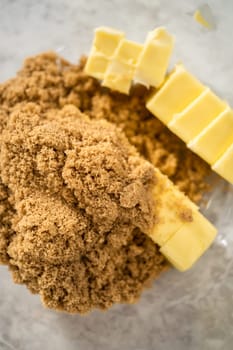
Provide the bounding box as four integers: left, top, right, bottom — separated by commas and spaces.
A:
160, 210, 217, 271
188, 107, 233, 165
84, 52, 110, 80
114, 39, 143, 65
146, 64, 205, 124
102, 61, 135, 94
135, 27, 174, 87
148, 169, 198, 246
84, 27, 125, 80
169, 88, 227, 143
102, 39, 143, 94
93, 27, 125, 57
212, 143, 233, 184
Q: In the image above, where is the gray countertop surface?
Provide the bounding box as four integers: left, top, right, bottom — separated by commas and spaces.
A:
0, 1, 233, 349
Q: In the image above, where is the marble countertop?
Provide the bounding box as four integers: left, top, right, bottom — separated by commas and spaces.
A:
0, 0, 233, 349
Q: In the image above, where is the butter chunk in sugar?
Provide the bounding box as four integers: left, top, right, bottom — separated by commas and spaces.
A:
148, 169, 198, 247
188, 107, 233, 165
135, 27, 174, 87
212, 143, 233, 184
84, 52, 110, 80
169, 88, 227, 143
102, 61, 135, 94
93, 27, 125, 57
160, 210, 217, 271
146, 64, 205, 124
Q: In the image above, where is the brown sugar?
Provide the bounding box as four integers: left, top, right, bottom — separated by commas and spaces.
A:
0, 52, 210, 313
1, 103, 167, 313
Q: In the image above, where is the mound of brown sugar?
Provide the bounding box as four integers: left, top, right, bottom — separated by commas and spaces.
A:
0, 52, 210, 313
1, 102, 166, 313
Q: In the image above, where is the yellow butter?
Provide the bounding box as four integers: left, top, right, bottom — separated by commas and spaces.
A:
169, 88, 227, 143
114, 39, 143, 65
102, 61, 135, 94
212, 143, 233, 184
188, 107, 233, 165
84, 27, 125, 79
102, 39, 143, 94
147, 168, 217, 271
84, 51, 110, 80
160, 210, 217, 271
135, 27, 174, 87
194, 10, 212, 29
146, 64, 205, 124
148, 169, 198, 246
93, 27, 125, 57
194, 4, 216, 30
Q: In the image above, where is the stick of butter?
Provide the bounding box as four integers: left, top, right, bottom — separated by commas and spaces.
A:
146, 64, 205, 124
160, 210, 217, 271
147, 168, 217, 271
212, 143, 233, 184
134, 27, 174, 88
102, 39, 143, 94
84, 27, 125, 80
146, 64, 233, 185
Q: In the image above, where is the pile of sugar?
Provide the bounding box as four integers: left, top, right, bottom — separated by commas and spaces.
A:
0, 52, 210, 313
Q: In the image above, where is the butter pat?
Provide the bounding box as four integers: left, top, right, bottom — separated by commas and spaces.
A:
84, 52, 109, 80
148, 169, 198, 246
146, 64, 205, 124
84, 27, 125, 79
113, 39, 143, 65
160, 210, 217, 271
135, 27, 174, 87
212, 143, 233, 184
169, 88, 227, 143
93, 27, 125, 57
102, 61, 135, 94
102, 39, 143, 94
188, 107, 233, 165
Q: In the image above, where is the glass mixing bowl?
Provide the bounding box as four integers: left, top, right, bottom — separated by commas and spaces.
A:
0, 0, 233, 349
